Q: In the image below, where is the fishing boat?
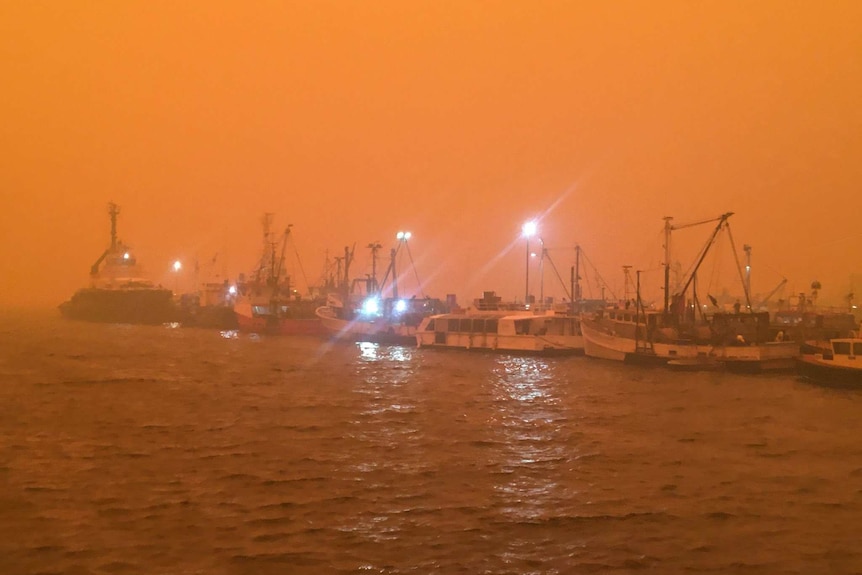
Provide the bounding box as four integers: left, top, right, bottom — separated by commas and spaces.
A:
59, 203, 179, 325
709, 310, 799, 372
580, 213, 798, 370
315, 235, 448, 344
416, 308, 583, 355
797, 337, 862, 386
233, 214, 327, 336
580, 308, 714, 365
177, 280, 239, 329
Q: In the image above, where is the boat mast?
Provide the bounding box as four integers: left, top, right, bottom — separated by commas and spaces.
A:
635, 270, 642, 351
367, 242, 382, 295
108, 202, 119, 251
663, 217, 672, 314
725, 223, 753, 311
574, 244, 581, 311
275, 224, 292, 294
390, 247, 398, 299
744, 244, 752, 304
623, 265, 633, 304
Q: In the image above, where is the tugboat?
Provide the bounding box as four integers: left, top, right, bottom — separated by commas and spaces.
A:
59, 202, 178, 325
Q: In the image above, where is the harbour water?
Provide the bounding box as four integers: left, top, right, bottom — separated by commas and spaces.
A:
1, 310, 860, 574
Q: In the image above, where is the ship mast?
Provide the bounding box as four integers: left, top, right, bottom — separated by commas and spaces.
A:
367, 242, 382, 295
108, 202, 120, 251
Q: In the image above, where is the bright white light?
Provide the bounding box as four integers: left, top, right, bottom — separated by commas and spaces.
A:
394, 299, 408, 313
173, 260, 182, 272
522, 220, 538, 238
123, 252, 130, 260
530, 252, 537, 258
361, 297, 381, 315
745, 265, 751, 271
397, 231, 412, 241
228, 285, 237, 295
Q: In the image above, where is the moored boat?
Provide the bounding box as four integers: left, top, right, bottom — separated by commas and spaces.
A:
59, 202, 179, 325
580, 309, 713, 365
580, 213, 799, 371
797, 337, 862, 386
317, 294, 446, 345
709, 311, 798, 372
233, 214, 327, 336
416, 308, 583, 355
178, 280, 239, 329
315, 235, 448, 344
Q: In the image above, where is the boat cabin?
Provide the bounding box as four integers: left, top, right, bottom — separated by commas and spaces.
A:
825, 339, 862, 361
420, 312, 579, 344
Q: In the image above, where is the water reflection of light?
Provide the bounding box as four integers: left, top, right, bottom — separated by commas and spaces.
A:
494, 356, 553, 402
358, 341, 379, 360
219, 330, 238, 339
387, 346, 411, 362
490, 355, 566, 521
357, 342, 413, 363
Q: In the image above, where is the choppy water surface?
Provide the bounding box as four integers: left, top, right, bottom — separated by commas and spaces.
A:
1, 310, 860, 574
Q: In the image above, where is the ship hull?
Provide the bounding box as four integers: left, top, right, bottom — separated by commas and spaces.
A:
59, 287, 179, 325
315, 306, 417, 345
233, 299, 326, 336
796, 354, 862, 386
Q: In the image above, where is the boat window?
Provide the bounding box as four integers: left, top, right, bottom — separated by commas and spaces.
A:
515, 319, 529, 335
833, 341, 851, 355
624, 314, 631, 322
425, 319, 436, 331
609, 312, 616, 320
471, 319, 485, 333
485, 319, 498, 333
854, 342, 862, 356
459, 318, 472, 332
447, 319, 459, 332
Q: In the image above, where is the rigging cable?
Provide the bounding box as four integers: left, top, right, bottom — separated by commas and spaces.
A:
403, 241, 427, 298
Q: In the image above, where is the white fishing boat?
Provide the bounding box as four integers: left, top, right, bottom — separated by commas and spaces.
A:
580, 309, 713, 365
580, 213, 798, 371
416, 309, 583, 355
797, 337, 862, 386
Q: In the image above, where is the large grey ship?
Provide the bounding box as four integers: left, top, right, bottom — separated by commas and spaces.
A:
59, 203, 178, 325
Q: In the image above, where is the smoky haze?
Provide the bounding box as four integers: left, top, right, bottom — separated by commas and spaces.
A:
1, 2, 860, 310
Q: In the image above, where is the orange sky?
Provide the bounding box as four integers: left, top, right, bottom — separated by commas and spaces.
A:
2, 1, 861, 309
